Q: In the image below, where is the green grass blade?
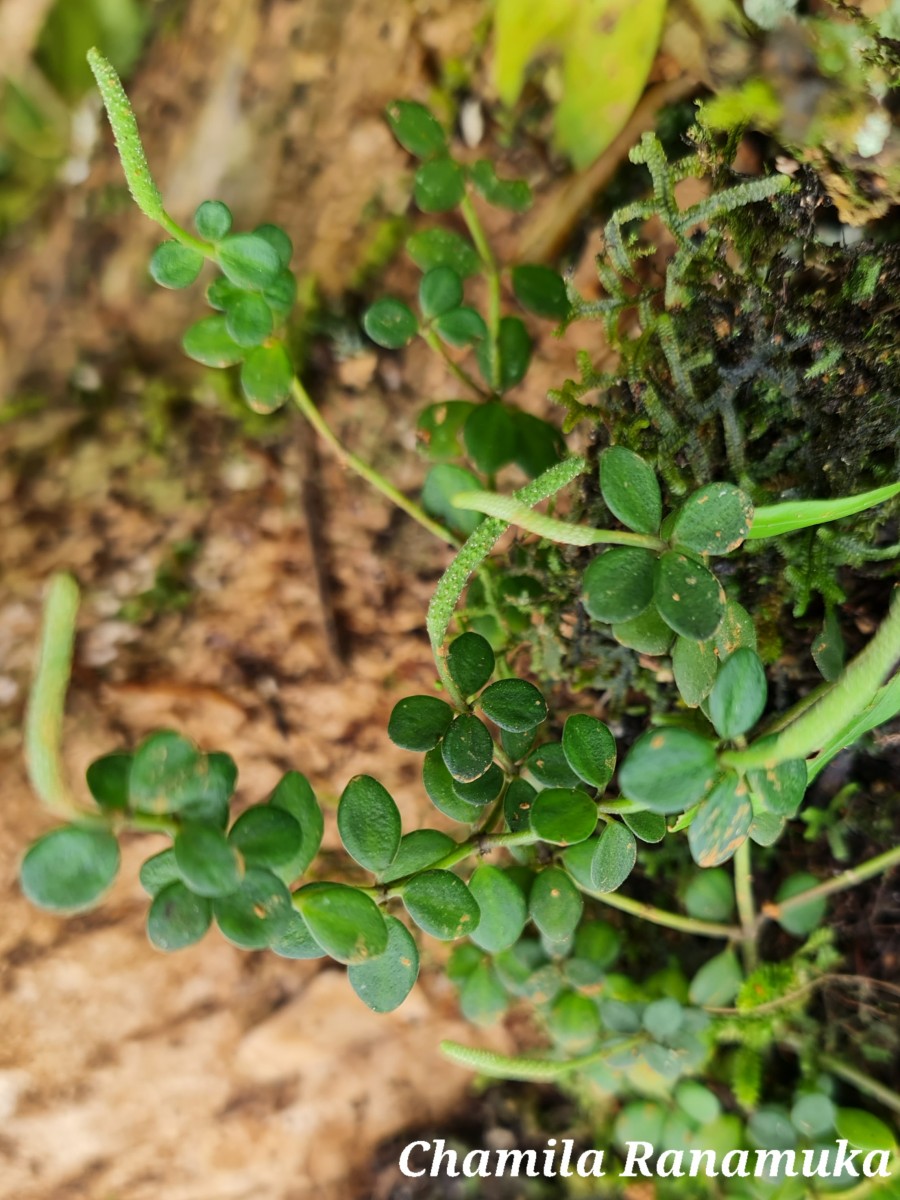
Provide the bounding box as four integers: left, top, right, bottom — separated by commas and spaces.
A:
748, 481, 900, 540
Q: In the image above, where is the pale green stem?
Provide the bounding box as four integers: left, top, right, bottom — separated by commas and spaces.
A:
721, 590, 900, 770
758, 844, 900, 932
440, 1034, 645, 1082
734, 840, 758, 970
570, 880, 741, 940
452, 490, 667, 549
421, 329, 489, 399
290, 378, 458, 546
459, 193, 501, 392
783, 1039, 900, 1118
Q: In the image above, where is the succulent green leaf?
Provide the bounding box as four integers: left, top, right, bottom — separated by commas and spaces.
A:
337, 775, 402, 875
416, 400, 475, 460
440, 714, 495, 783
673, 635, 718, 707
654, 551, 725, 640
479, 678, 547, 733
688, 949, 742, 1006
683, 868, 735, 921
791, 1094, 835, 1139
418, 265, 463, 318
511, 411, 563, 476
504, 777, 536, 832
217, 233, 281, 290
600, 446, 662, 534
530, 787, 597, 846
548, 990, 600, 1051
139, 848, 181, 897
833, 1108, 896, 1151
414, 157, 466, 212
385, 99, 447, 158
268, 771, 323, 882
147, 882, 212, 951
708, 647, 767, 738
213, 867, 293, 949
501, 726, 537, 763
812, 606, 845, 682
86, 752, 132, 811
590, 821, 637, 892
477, 316, 532, 392
748, 759, 807, 817
561, 714, 616, 792
388, 695, 455, 752
675, 1081, 722, 1126
206, 277, 245, 311
268, 909, 327, 960
381, 830, 455, 882
433, 306, 487, 347
225, 292, 274, 347
150, 241, 204, 289
525, 741, 580, 788
687, 774, 752, 867
174, 822, 244, 898
423, 748, 482, 823
643, 997, 684, 1038
583, 547, 656, 624
240, 343, 293, 413
228, 805, 302, 868
460, 961, 509, 1025
422, 464, 484, 537
253, 223, 293, 267
574, 920, 621, 968
613, 604, 675, 656
468, 866, 528, 952
463, 403, 518, 474
407, 227, 480, 277
748, 810, 785, 846
263, 270, 297, 320
511, 264, 569, 321
622, 810, 667, 843
447, 631, 494, 696
452, 762, 504, 806
20, 825, 120, 912
619, 727, 717, 814
713, 599, 757, 661
529, 867, 583, 943
193, 200, 232, 240
296, 881, 389, 963
180, 751, 237, 827
182, 315, 245, 368
402, 870, 481, 940
129, 731, 208, 814
672, 483, 753, 556
349, 915, 420, 1012
469, 160, 532, 211
774, 873, 827, 936
363, 297, 418, 349
559, 838, 596, 888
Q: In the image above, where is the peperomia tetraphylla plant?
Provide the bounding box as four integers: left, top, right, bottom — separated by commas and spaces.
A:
16, 52, 900, 1158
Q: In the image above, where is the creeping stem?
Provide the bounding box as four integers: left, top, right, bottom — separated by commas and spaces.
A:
290, 379, 458, 546
459, 194, 502, 393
